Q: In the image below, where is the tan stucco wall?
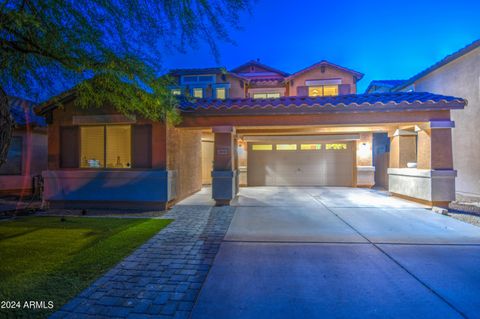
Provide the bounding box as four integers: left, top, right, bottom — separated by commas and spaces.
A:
225, 75, 246, 99
289, 65, 357, 95
167, 126, 202, 202
413, 47, 480, 198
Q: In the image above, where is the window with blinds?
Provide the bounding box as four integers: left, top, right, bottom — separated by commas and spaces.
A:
80, 125, 131, 169
80, 126, 104, 168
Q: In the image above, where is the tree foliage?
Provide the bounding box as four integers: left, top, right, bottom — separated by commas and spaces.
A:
0, 0, 251, 122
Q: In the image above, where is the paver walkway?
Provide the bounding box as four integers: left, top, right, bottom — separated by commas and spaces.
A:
52, 205, 234, 319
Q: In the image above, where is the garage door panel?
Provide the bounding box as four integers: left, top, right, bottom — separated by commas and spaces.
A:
248, 141, 354, 187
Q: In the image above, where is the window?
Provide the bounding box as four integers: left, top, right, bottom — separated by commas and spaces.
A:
80, 125, 131, 168
193, 88, 203, 98
252, 144, 273, 151
326, 143, 347, 150
80, 126, 104, 168
300, 144, 322, 150
216, 88, 226, 99
0, 136, 22, 175
276, 144, 297, 151
308, 85, 339, 97
171, 88, 181, 95
253, 92, 281, 99
181, 75, 215, 84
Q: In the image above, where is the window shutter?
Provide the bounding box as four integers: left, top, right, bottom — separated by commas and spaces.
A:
339, 84, 351, 95
296, 86, 308, 96
60, 126, 79, 168
132, 124, 152, 168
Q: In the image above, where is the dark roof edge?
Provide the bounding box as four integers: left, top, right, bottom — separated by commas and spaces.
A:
230, 60, 290, 77
394, 39, 480, 91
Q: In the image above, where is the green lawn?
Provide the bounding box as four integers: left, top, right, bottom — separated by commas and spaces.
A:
0, 216, 172, 318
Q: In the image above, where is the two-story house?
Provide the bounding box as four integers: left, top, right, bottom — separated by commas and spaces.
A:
36, 59, 465, 210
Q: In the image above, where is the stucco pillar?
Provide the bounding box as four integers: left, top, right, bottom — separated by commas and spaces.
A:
388, 121, 457, 206
356, 132, 375, 187
388, 129, 417, 168
212, 126, 237, 205
416, 122, 454, 169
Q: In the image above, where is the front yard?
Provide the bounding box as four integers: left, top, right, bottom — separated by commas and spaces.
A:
0, 216, 171, 318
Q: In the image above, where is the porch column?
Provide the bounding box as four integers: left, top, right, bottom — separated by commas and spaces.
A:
388, 129, 417, 168
212, 126, 237, 206
416, 121, 454, 170
356, 132, 375, 187
388, 121, 457, 206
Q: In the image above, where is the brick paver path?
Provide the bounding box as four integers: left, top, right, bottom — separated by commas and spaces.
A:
51, 205, 235, 319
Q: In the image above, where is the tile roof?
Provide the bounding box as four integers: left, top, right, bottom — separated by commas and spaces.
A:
179, 92, 465, 114
9, 96, 46, 127
394, 39, 480, 91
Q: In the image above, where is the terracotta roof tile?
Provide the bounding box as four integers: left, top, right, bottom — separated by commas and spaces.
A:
179, 92, 466, 113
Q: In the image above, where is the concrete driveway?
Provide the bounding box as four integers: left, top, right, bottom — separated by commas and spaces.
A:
185, 187, 480, 319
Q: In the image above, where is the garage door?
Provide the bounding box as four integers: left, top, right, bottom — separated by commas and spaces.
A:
247, 141, 354, 186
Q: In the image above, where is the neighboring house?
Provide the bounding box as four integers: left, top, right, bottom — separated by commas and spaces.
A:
368, 39, 480, 200
0, 97, 47, 196
365, 80, 406, 94
36, 59, 465, 209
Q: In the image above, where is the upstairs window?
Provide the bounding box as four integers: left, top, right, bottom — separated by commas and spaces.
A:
181, 75, 215, 84
308, 85, 338, 97
216, 88, 226, 99
193, 88, 203, 98
253, 92, 281, 99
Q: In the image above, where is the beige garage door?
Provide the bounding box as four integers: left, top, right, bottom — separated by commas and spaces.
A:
247, 141, 354, 186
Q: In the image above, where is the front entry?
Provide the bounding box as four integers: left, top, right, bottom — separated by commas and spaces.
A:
247, 141, 355, 186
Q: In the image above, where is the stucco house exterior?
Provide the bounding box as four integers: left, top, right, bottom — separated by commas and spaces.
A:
0, 97, 47, 196
36, 59, 465, 209
368, 39, 480, 201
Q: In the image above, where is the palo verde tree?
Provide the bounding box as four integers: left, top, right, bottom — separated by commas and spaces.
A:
0, 0, 250, 166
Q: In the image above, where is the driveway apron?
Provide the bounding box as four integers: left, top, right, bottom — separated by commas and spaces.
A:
190, 187, 480, 319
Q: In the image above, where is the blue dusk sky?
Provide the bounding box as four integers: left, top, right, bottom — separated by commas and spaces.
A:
163, 0, 480, 93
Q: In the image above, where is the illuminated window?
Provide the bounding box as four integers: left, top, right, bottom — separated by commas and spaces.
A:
193, 88, 203, 98
80, 125, 132, 168
106, 125, 131, 168
253, 92, 281, 99
216, 88, 226, 99
252, 144, 273, 151
171, 89, 181, 95
81, 126, 105, 168
276, 144, 297, 151
300, 144, 322, 150
308, 85, 339, 97
323, 85, 338, 96
326, 143, 347, 150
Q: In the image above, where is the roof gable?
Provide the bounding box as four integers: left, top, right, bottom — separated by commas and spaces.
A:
286, 60, 364, 81
230, 60, 289, 78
